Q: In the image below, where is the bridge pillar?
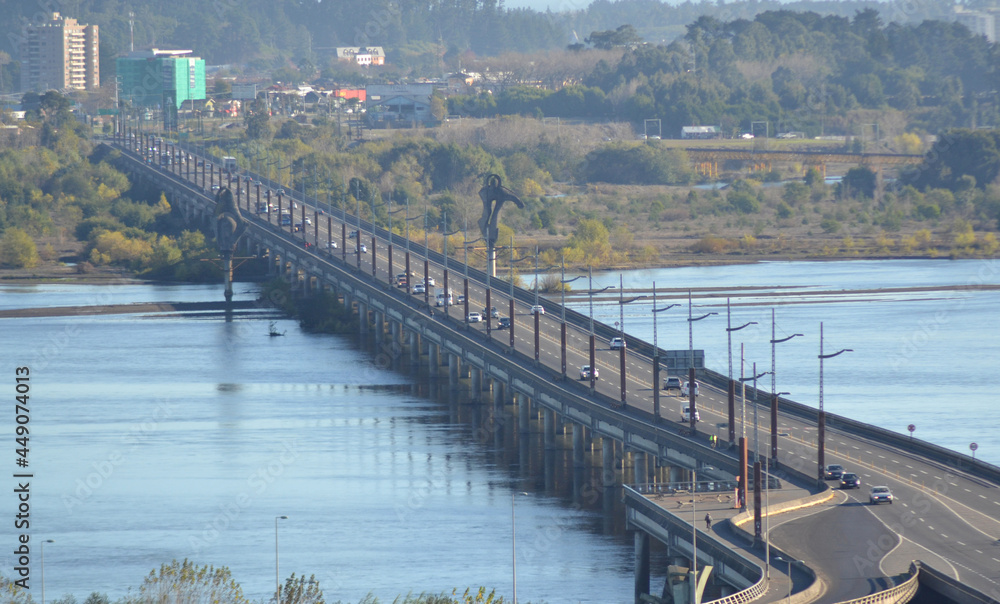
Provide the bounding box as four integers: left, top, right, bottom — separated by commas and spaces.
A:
374, 311, 384, 344
427, 343, 438, 376
602, 438, 616, 487
543, 408, 556, 450
634, 531, 651, 604
492, 380, 504, 415
448, 353, 459, 387
409, 331, 420, 366
633, 452, 646, 487
573, 423, 585, 468
518, 394, 530, 433
470, 367, 482, 395
670, 466, 683, 483
358, 302, 368, 334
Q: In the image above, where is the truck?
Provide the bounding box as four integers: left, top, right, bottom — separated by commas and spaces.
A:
435, 289, 454, 307
223, 156, 238, 173
279, 211, 292, 226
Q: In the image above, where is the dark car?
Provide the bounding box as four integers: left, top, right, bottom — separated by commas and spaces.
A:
839, 473, 861, 489
823, 464, 845, 480
497, 317, 511, 329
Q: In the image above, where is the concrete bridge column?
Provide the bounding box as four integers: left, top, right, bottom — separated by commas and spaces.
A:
573, 423, 585, 468
602, 438, 616, 487
390, 321, 400, 346
670, 466, 683, 484
518, 394, 530, 433
633, 452, 646, 487
358, 302, 368, 334
543, 408, 556, 450
470, 367, 482, 394
409, 331, 420, 366
429, 343, 440, 376
634, 531, 651, 604
492, 380, 504, 415
374, 311, 385, 344
448, 353, 459, 387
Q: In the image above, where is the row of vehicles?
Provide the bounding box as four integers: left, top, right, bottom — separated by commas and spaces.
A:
823, 464, 894, 504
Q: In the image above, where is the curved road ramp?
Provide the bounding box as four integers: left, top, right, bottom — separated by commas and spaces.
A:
627, 485, 994, 604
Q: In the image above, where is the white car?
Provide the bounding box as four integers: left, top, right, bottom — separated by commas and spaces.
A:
610, 337, 626, 350
412, 283, 426, 294
681, 381, 700, 397
680, 405, 701, 423
424, 277, 436, 286
530, 305, 545, 315
869, 486, 894, 505
467, 312, 483, 323
326, 241, 338, 249
356, 244, 368, 253
579, 365, 599, 380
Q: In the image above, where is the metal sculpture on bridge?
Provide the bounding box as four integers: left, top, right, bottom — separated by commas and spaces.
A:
213, 187, 248, 302
477, 174, 523, 277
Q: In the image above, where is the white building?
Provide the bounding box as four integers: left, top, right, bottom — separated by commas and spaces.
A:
366, 83, 435, 124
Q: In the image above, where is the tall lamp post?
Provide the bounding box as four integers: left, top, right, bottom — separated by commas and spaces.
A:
687, 290, 717, 432
769, 309, 803, 465
275, 515, 288, 604
41, 539, 54, 604
775, 557, 803, 602
617, 273, 647, 407
818, 322, 852, 484
651, 282, 680, 422
561, 262, 584, 378
586, 267, 614, 394
726, 298, 757, 444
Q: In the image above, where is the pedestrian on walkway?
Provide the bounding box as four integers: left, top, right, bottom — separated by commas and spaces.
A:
705, 513, 712, 531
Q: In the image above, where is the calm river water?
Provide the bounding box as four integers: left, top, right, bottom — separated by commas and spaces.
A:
2, 283, 638, 603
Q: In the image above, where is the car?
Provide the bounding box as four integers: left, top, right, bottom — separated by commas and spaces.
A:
681, 380, 700, 397
497, 317, 511, 329
294, 222, 304, 232
663, 376, 682, 391
869, 486, 894, 505
276, 188, 286, 196
356, 244, 368, 253
396, 278, 408, 288
467, 312, 483, 323
485, 306, 500, 319
424, 277, 436, 286
680, 405, 701, 423
741, 133, 755, 139
610, 337, 626, 350
348, 230, 358, 239
530, 305, 545, 315
326, 241, 338, 249
304, 217, 312, 226
457, 295, 466, 304
579, 365, 599, 380
840, 473, 861, 489
823, 464, 845, 480
412, 283, 426, 294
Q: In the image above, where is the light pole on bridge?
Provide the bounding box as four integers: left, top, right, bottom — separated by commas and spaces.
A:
818, 322, 852, 485
726, 298, 757, 445
651, 283, 680, 423
769, 309, 803, 466
687, 290, 717, 433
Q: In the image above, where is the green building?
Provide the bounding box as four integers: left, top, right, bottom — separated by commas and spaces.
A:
116, 49, 206, 129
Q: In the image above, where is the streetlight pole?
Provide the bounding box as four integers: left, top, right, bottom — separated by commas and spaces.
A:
509, 236, 516, 351
818, 322, 852, 484
775, 557, 801, 602
275, 515, 288, 604
41, 539, 54, 604
769, 309, 803, 466
652, 283, 680, 423
617, 275, 647, 407
726, 298, 756, 445
687, 290, 717, 432
586, 268, 613, 394
561, 256, 583, 379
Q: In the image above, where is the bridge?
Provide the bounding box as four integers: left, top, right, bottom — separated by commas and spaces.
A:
106, 130, 1000, 604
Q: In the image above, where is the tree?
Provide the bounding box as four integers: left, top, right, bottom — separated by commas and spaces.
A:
0, 228, 39, 268
586, 25, 642, 50
280, 573, 324, 604
244, 98, 271, 141
125, 559, 249, 604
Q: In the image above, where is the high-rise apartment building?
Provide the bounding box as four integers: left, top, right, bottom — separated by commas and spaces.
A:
19, 12, 100, 92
